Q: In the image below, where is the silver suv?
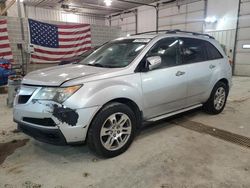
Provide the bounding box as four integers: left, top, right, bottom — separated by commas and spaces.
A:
13, 30, 232, 157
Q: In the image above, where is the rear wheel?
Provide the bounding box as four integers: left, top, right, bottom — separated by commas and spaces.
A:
203, 81, 229, 114
87, 102, 136, 158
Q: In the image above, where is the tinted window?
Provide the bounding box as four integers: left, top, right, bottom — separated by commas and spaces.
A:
146, 38, 179, 69
180, 38, 207, 64
205, 42, 223, 60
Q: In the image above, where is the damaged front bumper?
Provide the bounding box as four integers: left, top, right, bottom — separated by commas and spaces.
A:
16, 121, 67, 145
13, 95, 99, 144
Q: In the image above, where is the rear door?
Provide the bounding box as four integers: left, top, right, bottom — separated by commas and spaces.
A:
140, 37, 188, 119
180, 38, 223, 105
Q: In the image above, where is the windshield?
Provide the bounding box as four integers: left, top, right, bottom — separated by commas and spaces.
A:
79, 39, 149, 68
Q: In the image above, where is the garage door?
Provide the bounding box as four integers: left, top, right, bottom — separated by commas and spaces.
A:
158, 0, 205, 32
235, 0, 250, 76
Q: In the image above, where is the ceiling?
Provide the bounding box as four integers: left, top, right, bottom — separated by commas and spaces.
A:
23, 0, 159, 15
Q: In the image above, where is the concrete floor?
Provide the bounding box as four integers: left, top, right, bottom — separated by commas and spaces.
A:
0, 76, 250, 188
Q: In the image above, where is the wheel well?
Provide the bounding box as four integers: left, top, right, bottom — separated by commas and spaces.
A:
90, 98, 142, 129
107, 98, 142, 128
218, 78, 229, 90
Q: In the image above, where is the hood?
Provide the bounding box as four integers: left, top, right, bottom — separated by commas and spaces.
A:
22, 64, 111, 86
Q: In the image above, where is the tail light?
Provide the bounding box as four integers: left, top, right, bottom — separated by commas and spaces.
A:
228, 60, 233, 67
0, 63, 11, 70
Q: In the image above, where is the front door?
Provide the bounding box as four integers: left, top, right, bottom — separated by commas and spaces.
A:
140, 38, 188, 119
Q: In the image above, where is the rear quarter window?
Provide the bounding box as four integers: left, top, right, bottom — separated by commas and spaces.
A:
205, 42, 224, 60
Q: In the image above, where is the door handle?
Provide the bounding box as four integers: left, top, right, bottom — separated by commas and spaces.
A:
176, 71, 185, 76
209, 64, 216, 69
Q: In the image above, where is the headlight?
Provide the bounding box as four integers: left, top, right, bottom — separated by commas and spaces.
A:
33, 85, 82, 103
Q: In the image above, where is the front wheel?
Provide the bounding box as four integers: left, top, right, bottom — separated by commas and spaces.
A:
203, 81, 229, 114
87, 102, 136, 158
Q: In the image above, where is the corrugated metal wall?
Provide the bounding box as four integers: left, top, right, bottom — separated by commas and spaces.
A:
234, 0, 250, 76
25, 6, 105, 25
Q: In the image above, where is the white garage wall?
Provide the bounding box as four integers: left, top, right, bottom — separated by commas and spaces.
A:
204, 0, 239, 32
110, 12, 136, 35
108, 0, 206, 35
234, 0, 250, 76
158, 0, 205, 32
137, 5, 156, 33
25, 6, 105, 25
6, 1, 105, 25
204, 0, 239, 62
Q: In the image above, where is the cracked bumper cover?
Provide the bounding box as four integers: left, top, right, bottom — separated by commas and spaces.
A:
13, 100, 100, 143
16, 120, 67, 145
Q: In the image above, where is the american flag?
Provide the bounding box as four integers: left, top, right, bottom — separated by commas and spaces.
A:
28, 19, 92, 64
0, 19, 14, 63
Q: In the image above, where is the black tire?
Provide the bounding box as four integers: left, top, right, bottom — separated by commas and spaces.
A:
87, 102, 136, 158
203, 81, 229, 115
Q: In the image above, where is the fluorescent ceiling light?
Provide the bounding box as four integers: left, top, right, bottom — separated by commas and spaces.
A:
104, 0, 112, 6
243, 44, 250, 49
205, 16, 217, 23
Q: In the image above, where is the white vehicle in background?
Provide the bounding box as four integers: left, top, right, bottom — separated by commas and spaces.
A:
13, 30, 232, 158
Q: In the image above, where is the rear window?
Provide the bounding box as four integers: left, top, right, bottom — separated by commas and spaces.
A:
180, 38, 223, 64
180, 38, 207, 64
205, 42, 223, 60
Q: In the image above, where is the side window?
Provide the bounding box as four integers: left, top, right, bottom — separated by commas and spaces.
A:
146, 38, 179, 69
180, 38, 208, 64
205, 42, 223, 60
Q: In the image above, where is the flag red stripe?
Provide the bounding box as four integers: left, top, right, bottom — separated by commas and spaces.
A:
0, 51, 13, 57
0, 36, 9, 40
58, 28, 91, 35
59, 40, 91, 48
0, 20, 7, 24
58, 24, 90, 29
0, 43, 10, 48
0, 28, 7, 32
31, 54, 82, 61
34, 46, 92, 55
59, 34, 91, 42
0, 19, 14, 63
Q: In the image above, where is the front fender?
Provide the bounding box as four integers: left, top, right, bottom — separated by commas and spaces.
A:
63, 74, 143, 111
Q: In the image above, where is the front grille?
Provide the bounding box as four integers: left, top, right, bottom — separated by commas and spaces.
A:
23, 117, 56, 127
18, 95, 31, 104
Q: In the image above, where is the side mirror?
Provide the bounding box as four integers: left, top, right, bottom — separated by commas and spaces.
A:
146, 56, 162, 71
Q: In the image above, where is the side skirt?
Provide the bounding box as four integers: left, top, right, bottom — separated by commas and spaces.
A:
146, 104, 203, 122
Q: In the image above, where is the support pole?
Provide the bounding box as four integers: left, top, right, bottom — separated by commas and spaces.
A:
135, 9, 138, 34
17, 0, 26, 75
232, 0, 241, 75
156, 4, 159, 33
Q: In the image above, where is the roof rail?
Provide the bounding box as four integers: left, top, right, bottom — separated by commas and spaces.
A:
132, 29, 215, 39
166, 29, 215, 39
131, 30, 171, 35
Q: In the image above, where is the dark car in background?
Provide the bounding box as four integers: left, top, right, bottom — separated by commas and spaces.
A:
0, 58, 15, 86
